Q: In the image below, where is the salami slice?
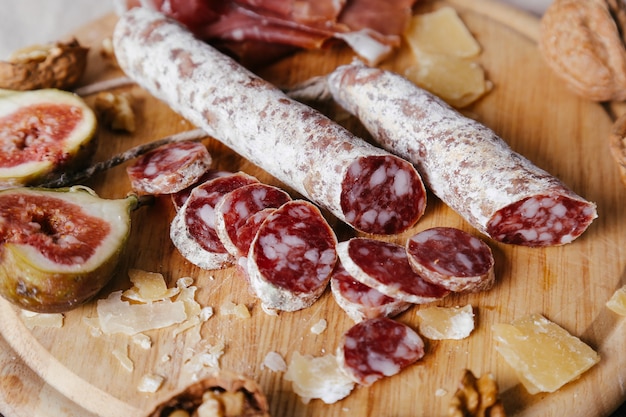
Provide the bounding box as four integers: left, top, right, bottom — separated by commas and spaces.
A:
126, 140, 212, 195
247, 200, 337, 312
325, 61, 597, 247
170, 170, 231, 211
214, 183, 292, 258
170, 172, 258, 270
406, 227, 495, 293
113, 8, 427, 235
337, 238, 449, 304
337, 317, 425, 386
330, 262, 411, 323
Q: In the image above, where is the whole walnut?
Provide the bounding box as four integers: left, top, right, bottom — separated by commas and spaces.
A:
539, 0, 626, 102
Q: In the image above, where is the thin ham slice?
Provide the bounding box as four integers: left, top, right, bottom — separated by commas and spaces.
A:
114, 0, 418, 65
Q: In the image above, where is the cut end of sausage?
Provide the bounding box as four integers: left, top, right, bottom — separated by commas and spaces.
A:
340, 155, 426, 235
486, 195, 598, 247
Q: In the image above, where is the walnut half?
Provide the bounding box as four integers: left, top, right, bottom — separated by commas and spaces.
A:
449, 369, 506, 417
609, 112, 626, 187
539, 0, 626, 102
0, 38, 89, 91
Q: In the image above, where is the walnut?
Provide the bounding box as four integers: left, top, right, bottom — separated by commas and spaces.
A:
539, 0, 626, 102
94, 91, 136, 133
609, 112, 626, 187
145, 371, 271, 417
449, 369, 506, 417
0, 38, 89, 91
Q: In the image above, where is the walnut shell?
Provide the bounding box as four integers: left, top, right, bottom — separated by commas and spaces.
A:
0, 38, 89, 91
146, 371, 271, 417
539, 0, 626, 102
609, 112, 626, 187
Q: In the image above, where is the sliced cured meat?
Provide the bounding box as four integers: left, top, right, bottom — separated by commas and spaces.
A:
126, 140, 212, 195
337, 238, 449, 304
115, 0, 415, 66
234, 208, 276, 258
325, 61, 597, 247
170, 172, 258, 270
330, 262, 411, 323
113, 8, 426, 235
406, 227, 495, 293
247, 200, 337, 312
337, 317, 425, 386
170, 170, 231, 211
214, 183, 291, 258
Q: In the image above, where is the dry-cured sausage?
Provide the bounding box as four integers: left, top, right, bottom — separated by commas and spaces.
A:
247, 200, 337, 312
126, 140, 212, 195
330, 262, 411, 322
337, 317, 424, 386
325, 61, 597, 247
337, 237, 450, 304
406, 227, 495, 292
113, 8, 427, 235
170, 172, 258, 270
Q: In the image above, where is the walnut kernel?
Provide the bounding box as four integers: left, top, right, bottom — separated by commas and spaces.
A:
94, 91, 136, 132
0, 38, 89, 91
449, 369, 506, 417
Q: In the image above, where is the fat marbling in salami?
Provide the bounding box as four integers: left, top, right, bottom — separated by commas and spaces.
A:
247, 200, 337, 312
406, 227, 495, 293
325, 61, 597, 247
337, 317, 425, 386
113, 8, 427, 235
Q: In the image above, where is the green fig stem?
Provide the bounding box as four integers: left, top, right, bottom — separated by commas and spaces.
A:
40, 128, 208, 188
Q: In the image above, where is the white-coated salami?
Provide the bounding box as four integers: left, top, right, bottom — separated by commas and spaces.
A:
325, 61, 597, 247
113, 8, 427, 235
406, 227, 495, 293
337, 238, 449, 304
170, 172, 258, 270
126, 140, 212, 195
337, 317, 425, 386
247, 200, 337, 312
214, 183, 291, 258
170, 170, 231, 211
330, 262, 411, 323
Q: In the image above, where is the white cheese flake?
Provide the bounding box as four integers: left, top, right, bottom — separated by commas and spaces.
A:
262, 351, 288, 373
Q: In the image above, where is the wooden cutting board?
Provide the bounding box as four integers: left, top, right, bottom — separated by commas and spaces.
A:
1, 1, 625, 416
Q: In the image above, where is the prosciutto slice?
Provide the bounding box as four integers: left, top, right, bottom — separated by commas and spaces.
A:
114, 0, 417, 65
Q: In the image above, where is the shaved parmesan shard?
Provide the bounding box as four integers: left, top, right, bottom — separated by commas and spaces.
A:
262, 351, 288, 373
606, 285, 626, 316
416, 305, 474, 340
122, 269, 179, 302
20, 310, 64, 329
97, 290, 187, 335
138, 373, 165, 393
284, 352, 355, 404
112, 346, 134, 372
492, 314, 600, 394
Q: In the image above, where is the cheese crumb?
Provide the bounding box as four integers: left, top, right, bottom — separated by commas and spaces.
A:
220, 301, 251, 319
310, 319, 327, 335
284, 352, 355, 404
606, 285, 626, 316
262, 351, 288, 372
112, 346, 134, 372
20, 310, 64, 329
132, 333, 152, 350
138, 373, 165, 393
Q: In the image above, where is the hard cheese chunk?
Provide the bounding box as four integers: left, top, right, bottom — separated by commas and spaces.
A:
416, 305, 474, 340
606, 285, 626, 316
403, 6, 490, 108
492, 314, 600, 394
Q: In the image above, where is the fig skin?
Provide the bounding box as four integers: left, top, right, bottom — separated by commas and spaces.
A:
0, 88, 98, 190
0, 187, 137, 313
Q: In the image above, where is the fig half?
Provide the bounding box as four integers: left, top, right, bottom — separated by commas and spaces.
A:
0, 88, 97, 189
0, 186, 136, 313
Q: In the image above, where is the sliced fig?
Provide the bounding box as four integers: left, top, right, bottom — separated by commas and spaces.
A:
0, 186, 136, 313
0, 88, 97, 189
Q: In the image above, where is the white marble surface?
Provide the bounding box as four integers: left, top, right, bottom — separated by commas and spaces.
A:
0, 0, 552, 59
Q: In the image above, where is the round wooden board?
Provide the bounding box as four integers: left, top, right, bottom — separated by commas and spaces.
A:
1, 1, 625, 416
